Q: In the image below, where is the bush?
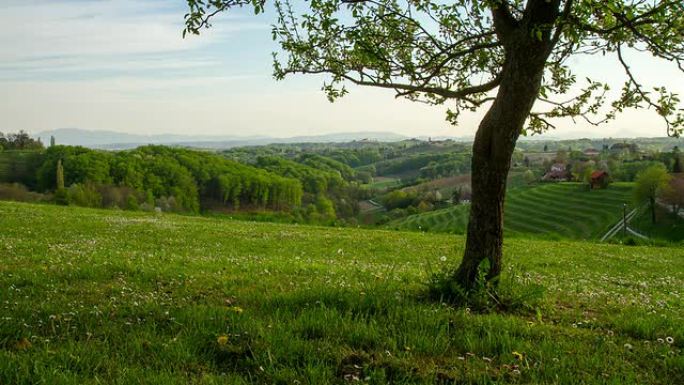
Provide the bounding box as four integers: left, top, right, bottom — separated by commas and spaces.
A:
67, 183, 102, 208
382, 190, 418, 210
54, 188, 69, 206
98, 185, 143, 210
315, 195, 336, 221
126, 195, 139, 211
156, 196, 181, 212
0, 183, 49, 203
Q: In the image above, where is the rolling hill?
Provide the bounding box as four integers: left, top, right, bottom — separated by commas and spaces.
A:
35, 128, 409, 149
389, 182, 635, 240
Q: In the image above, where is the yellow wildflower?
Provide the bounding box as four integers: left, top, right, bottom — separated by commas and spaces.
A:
228, 306, 244, 314
216, 335, 229, 346
512, 351, 524, 361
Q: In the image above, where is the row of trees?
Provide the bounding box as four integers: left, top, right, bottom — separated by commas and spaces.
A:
0, 131, 43, 151
419, 154, 471, 179
254, 154, 369, 221
372, 153, 471, 177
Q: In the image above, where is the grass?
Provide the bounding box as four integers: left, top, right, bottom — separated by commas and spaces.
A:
1, 201, 682, 384
389, 182, 634, 240
366, 176, 402, 190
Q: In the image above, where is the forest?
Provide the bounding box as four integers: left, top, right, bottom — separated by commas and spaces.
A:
1, 142, 304, 214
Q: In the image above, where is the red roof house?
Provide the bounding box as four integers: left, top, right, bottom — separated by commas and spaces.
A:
590, 170, 609, 189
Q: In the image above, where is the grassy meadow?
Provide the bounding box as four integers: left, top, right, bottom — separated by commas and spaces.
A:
1, 201, 682, 384
389, 183, 634, 240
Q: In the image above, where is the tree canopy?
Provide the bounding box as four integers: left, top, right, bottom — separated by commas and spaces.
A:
634, 163, 671, 223
185, 0, 683, 136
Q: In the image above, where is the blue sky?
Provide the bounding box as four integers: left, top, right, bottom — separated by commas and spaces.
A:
0, 0, 682, 139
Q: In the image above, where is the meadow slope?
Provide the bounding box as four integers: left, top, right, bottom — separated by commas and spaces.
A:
389, 183, 634, 240
0, 202, 682, 384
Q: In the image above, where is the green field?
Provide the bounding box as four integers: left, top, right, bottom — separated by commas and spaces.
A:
1, 201, 682, 384
389, 183, 634, 240
366, 176, 402, 190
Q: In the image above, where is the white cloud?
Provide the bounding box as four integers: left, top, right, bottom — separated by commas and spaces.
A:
0, 0, 265, 75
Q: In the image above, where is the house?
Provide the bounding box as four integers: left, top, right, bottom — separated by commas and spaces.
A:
583, 148, 600, 157
542, 163, 569, 181
590, 170, 609, 189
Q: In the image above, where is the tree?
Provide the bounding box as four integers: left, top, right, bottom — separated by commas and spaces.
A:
452, 188, 462, 205
0, 130, 43, 150
185, 1, 684, 290
673, 146, 682, 173
661, 176, 684, 215
634, 164, 671, 224
555, 149, 569, 164
50, 136, 56, 147
55, 159, 68, 205
56, 159, 65, 191
571, 160, 594, 186
523, 169, 536, 185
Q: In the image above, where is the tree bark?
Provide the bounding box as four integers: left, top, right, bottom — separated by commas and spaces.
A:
453, 1, 561, 289
453, 70, 542, 288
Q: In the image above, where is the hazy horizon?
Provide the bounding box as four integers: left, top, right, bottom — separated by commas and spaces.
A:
1, 0, 682, 140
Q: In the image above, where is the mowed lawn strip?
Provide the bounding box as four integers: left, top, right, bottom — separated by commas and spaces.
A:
0, 201, 682, 384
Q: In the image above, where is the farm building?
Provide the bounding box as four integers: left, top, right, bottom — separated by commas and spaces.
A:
590, 170, 610, 189
542, 163, 569, 181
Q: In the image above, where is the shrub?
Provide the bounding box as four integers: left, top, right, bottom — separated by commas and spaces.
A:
156, 196, 181, 212
0, 183, 49, 203
54, 188, 69, 206
98, 185, 143, 210
67, 183, 102, 208
126, 195, 139, 211
382, 190, 418, 210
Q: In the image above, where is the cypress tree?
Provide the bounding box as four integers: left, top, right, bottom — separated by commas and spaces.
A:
56, 159, 65, 190
54, 159, 68, 205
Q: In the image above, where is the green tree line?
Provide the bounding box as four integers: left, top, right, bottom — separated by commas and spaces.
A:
5, 145, 303, 213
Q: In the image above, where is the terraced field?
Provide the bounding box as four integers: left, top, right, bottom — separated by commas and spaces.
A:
388, 182, 634, 240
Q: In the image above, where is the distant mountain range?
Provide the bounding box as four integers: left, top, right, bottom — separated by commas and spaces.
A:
35, 128, 412, 149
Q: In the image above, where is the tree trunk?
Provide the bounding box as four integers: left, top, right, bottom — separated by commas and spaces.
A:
650, 197, 656, 224
453, 29, 557, 290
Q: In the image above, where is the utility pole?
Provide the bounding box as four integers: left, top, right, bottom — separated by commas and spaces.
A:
623, 203, 627, 239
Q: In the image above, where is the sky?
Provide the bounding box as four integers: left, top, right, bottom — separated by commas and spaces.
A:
0, 0, 682, 140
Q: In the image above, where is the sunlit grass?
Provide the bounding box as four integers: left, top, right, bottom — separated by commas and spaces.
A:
0, 201, 682, 384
